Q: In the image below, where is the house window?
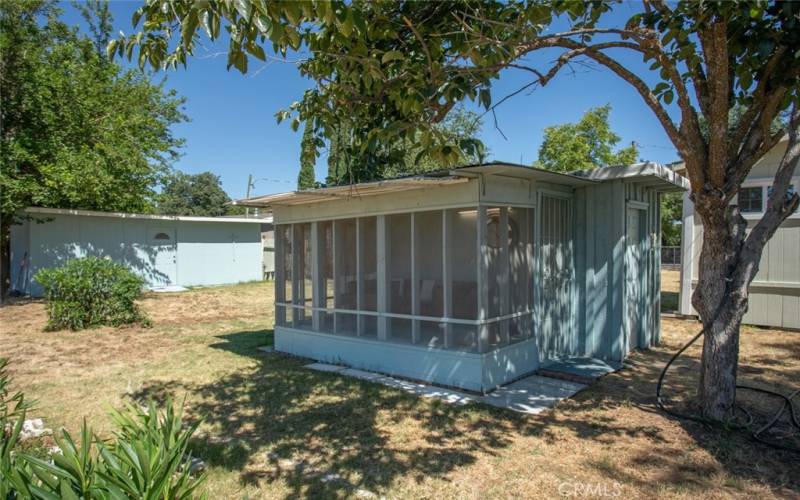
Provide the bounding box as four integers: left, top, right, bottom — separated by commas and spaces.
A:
153, 232, 171, 240
738, 187, 763, 213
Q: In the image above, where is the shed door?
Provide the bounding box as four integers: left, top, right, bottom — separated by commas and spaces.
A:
148, 227, 177, 286
625, 208, 646, 353
538, 195, 573, 360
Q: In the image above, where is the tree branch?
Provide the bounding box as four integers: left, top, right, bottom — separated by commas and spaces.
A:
728, 46, 788, 155
699, 21, 730, 188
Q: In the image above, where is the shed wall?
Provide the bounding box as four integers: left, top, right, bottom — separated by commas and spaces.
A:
574, 180, 662, 361
13, 213, 261, 295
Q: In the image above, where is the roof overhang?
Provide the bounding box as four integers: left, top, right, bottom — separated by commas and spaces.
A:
235, 162, 598, 208
573, 162, 690, 192
24, 207, 269, 224
235, 175, 471, 208
451, 162, 598, 187
236, 161, 689, 209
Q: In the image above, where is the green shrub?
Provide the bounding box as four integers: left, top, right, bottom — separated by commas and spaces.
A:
0, 358, 207, 499
35, 256, 149, 331
1, 358, 35, 499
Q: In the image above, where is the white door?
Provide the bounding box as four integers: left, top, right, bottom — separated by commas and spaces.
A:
148, 227, 177, 286
625, 208, 645, 353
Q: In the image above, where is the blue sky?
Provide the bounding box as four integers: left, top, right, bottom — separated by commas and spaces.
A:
61, 1, 678, 199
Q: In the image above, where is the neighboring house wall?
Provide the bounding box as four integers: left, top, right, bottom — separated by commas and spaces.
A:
10, 211, 262, 296
679, 139, 800, 329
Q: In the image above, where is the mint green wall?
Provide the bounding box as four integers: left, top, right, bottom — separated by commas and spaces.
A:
11, 213, 262, 296
573, 179, 663, 362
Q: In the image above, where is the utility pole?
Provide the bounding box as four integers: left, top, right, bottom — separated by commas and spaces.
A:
245, 174, 253, 217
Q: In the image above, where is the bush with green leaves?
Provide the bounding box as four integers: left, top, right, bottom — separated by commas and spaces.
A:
1, 358, 35, 499
35, 257, 150, 331
0, 358, 206, 499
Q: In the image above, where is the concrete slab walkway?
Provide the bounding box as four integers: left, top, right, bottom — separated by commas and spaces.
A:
540, 356, 621, 378
304, 363, 586, 414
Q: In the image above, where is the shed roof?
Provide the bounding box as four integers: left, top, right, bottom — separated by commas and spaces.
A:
236, 161, 687, 208
25, 207, 269, 224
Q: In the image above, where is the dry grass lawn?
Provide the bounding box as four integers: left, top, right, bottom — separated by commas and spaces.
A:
1, 282, 798, 498
661, 269, 681, 312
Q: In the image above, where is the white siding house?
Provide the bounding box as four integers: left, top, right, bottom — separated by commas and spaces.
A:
678, 137, 800, 329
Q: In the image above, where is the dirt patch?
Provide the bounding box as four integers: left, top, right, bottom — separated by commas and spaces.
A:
661, 269, 681, 293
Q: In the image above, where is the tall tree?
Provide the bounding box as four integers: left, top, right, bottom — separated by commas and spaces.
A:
661, 192, 683, 247
325, 106, 486, 186
536, 105, 638, 172
297, 122, 317, 190
158, 171, 239, 217
120, 1, 800, 421
0, 0, 186, 299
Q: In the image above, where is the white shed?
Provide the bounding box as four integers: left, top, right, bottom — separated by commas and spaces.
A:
10, 207, 265, 296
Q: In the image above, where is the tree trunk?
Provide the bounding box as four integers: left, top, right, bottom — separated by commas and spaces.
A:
691, 192, 749, 421
698, 297, 745, 419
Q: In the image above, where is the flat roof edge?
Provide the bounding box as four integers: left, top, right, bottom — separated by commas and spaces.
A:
24, 207, 269, 223
574, 162, 690, 190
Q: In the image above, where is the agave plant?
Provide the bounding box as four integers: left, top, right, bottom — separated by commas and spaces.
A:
1, 358, 206, 499
0, 358, 37, 498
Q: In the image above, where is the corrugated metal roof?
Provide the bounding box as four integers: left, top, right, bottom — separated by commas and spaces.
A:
573, 162, 690, 191
236, 176, 471, 207
235, 161, 687, 208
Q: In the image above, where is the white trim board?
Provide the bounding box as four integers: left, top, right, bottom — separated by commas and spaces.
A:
24, 207, 268, 224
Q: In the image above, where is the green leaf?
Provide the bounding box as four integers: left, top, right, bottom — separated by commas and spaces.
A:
181, 9, 199, 48
381, 50, 404, 64
479, 88, 491, 109
233, 0, 251, 20
338, 11, 353, 37
106, 39, 118, 60
247, 42, 266, 61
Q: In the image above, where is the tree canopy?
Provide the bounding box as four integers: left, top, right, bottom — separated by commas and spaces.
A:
1, 0, 185, 220
325, 106, 486, 186
297, 122, 318, 189
157, 171, 241, 217
117, 0, 800, 420
536, 105, 638, 172
0, 0, 186, 298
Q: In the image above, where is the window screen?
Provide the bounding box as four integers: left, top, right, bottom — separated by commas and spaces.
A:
294, 223, 313, 329
415, 211, 443, 318
448, 208, 478, 320
359, 217, 377, 312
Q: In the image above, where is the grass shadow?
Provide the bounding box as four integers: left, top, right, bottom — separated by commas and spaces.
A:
128, 321, 799, 497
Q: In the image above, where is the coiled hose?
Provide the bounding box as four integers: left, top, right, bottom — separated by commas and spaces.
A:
655, 327, 800, 454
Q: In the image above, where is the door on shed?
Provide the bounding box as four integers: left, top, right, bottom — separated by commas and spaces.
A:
538, 194, 573, 360
148, 227, 177, 286
625, 207, 646, 353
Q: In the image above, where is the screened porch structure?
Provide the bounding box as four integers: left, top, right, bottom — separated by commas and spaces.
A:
241, 162, 688, 392
275, 205, 537, 353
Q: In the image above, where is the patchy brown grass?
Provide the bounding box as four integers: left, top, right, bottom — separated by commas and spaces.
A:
1, 282, 798, 499
662, 269, 681, 294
